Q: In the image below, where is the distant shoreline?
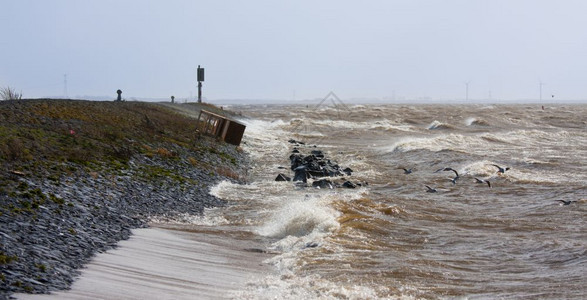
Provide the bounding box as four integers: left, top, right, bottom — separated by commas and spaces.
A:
9, 97, 587, 106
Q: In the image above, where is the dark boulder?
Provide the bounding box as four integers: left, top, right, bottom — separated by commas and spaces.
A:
288, 139, 305, 145
311, 150, 324, 158
287, 141, 354, 188
290, 154, 304, 170
323, 165, 342, 177
275, 173, 291, 182
343, 167, 353, 176
293, 166, 309, 183
312, 179, 333, 189
342, 181, 357, 189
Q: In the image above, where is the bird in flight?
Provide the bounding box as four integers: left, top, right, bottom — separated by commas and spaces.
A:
425, 185, 437, 193
555, 200, 577, 206
436, 167, 460, 184
491, 164, 510, 174
474, 177, 491, 188
400, 168, 413, 174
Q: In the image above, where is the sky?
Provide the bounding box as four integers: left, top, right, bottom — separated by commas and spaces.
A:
1, 0, 587, 103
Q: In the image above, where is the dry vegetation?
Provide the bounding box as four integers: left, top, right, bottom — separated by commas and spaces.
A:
0, 87, 22, 101
1, 100, 192, 163
0, 99, 243, 180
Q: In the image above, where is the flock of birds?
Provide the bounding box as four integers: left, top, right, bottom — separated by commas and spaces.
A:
400, 164, 579, 206
401, 164, 507, 192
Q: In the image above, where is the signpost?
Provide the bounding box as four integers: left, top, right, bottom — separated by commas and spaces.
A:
197, 65, 205, 103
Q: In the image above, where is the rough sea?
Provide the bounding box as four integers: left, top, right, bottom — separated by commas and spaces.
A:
170, 103, 586, 299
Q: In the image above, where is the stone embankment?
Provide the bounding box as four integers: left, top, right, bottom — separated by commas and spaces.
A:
0, 100, 246, 299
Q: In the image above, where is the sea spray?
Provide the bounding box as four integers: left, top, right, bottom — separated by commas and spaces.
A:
257, 194, 340, 242
427, 120, 454, 130
465, 117, 491, 126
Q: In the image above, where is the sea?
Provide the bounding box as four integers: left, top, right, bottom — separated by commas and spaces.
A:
164, 103, 586, 299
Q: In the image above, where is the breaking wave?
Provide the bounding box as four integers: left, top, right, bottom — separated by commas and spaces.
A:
427, 120, 454, 130
465, 117, 490, 127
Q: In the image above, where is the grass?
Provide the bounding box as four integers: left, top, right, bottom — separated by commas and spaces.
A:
0, 252, 18, 265
0, 99, 244, 218
0, 100, 204, 166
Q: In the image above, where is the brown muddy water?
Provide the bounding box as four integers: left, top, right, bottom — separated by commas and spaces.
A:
213, 103, 586, 299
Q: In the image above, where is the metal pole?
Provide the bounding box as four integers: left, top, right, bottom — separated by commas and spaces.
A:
197, 65, 204, 103
63, 74, 68, 99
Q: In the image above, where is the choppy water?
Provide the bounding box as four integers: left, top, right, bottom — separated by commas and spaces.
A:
183, 104, 586, 299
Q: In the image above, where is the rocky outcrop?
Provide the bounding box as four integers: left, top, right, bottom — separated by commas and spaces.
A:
275, 139, 364, 189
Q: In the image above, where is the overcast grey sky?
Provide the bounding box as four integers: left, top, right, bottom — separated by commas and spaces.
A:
2, 0, 587, 102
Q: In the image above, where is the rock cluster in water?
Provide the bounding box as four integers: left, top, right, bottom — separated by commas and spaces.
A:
274, 139, 364, 189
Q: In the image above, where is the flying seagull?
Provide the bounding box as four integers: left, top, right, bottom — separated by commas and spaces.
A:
555, 200, 577, 206
400, 168, 413, 174
425, 185, 437, 193
435, 167, 453, 173
436, 167, 460, 184
491, 164, 510, 174
474, 177, 491, 188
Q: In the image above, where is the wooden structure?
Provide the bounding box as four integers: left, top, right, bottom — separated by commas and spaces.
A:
197, 110, 246, 146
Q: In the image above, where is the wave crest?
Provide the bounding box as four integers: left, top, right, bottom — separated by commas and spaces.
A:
465, 117, 490, 127
257, 197, 340, 240
427, 120, 454, 130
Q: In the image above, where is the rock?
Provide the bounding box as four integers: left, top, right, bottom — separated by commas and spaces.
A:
312, 179, 333, 189
287, 142, 355, 189
289, 154, 304, 170
293, 166, 308, 183
343, 167, 353, 176
288, 139, 305, 145
275, 173, 291, 182
310, 150, 324, 158
342, 181, 357, 189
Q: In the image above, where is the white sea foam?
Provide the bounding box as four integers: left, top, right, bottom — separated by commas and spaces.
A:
427, 120, 453, 130
387, 134, 489, 153
465, 117, 476, 126
231, 273, 396, 300
149, 210, 230, 226
210, 180, 305, 207
465, 117, 490, 126
386, 129, 583, 156
306, 119, 416, 133
238, 118, 292, 165
256, 194, 340, 241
